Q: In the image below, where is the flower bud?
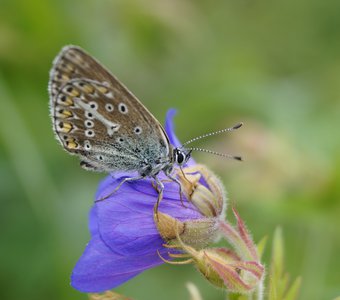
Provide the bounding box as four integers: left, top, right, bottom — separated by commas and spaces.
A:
177, 164, 226, 218
153, 161, 264, 295
89, 291, 132, 300
155, 164, 226, 249
156, 212, 219, 249
157, 207, 265, 294
196, 247, 263, 292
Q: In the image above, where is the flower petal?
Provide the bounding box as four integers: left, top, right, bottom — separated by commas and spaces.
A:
204, 251, 253, 292
95, 175, 201, 256
89, 206, 99, 236
164, 108, 181, 148
218, 208, 259, 261
164, 109, 195, 167
72, 109, 211, 292
71, 234, 169, 292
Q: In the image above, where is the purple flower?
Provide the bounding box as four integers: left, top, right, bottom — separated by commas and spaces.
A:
70, 109, 265, 296
71, 109, 206, 293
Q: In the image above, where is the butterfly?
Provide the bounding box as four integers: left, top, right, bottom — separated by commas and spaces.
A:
48, 45, 242, 212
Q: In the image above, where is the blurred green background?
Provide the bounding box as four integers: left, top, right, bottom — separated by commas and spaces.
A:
1, 0, 340, 299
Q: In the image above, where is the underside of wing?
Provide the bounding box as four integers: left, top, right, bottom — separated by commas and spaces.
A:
48, 46, 170, 173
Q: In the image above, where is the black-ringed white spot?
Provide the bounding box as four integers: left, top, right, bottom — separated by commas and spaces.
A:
134, 126, 142, 135
84, 140, 92, 151
118, 103, 128, 114
85, 129, 95, 137
85, 120, 94, 128
85, 111, 94, 119
89, 101, 98, 110
105, 103, 114, 112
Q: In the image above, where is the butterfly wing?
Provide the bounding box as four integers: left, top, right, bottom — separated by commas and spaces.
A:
49, 46, 170, 173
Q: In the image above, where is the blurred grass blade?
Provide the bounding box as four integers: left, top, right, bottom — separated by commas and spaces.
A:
226, 293, 248, 300
89, 291, 133, 300
268, 227, 284, 300
272, 227, 284, 280
257, 235, 268, 260
282, 277, 301, 300
268, 227, 301, 300
186, 282, 203, 300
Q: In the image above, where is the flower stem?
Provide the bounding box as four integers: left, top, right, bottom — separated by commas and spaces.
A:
255, 278, 264, 300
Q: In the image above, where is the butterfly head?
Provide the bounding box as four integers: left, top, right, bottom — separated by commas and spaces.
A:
173, 148, 192, 167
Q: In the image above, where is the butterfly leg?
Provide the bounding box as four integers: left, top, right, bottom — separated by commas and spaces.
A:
153, 176, 164, 219
96, 175, 145, 202
165, 170, 186, 208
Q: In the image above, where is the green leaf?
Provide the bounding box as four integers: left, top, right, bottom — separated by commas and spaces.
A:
272, 227, 284, 280
226, 293, 248, 300
257, 235, 268, 260
268, 227, 301, 300
268, 227, 284, 300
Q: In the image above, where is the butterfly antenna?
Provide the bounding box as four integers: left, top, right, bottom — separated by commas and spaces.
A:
185, 147, 242, 161
182, 122, 243, 147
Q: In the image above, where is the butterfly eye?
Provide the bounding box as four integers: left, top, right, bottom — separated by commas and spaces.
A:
175, 150, 185, 165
